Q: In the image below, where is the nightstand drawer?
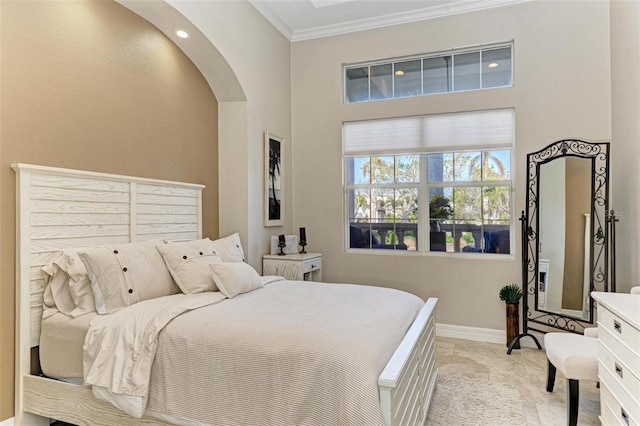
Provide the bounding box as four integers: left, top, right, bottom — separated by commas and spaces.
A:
262, 253, 322, 282
303, 258, 321, 273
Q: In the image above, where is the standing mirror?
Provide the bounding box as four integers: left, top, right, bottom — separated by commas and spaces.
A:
511, 139, 611, 351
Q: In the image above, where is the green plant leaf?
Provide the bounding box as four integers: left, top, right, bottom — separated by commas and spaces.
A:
499, 283, 522, 302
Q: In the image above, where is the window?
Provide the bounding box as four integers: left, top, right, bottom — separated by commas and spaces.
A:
344, 109, 514, 254
344, 43, 512, 103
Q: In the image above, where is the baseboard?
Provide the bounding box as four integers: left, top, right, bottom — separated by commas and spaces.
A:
0, 417, 14, 426
436, 322, 542, 349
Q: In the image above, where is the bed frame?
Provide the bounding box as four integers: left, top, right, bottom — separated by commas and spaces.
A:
13, 163, 438, 426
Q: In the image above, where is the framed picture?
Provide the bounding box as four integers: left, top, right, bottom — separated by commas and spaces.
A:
264, 132, 284, 226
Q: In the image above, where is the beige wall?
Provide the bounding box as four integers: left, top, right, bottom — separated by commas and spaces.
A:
0, 1, 218, 419
166, 0, 293, 268
291, 1, 612, 330
611, 0, 640, 293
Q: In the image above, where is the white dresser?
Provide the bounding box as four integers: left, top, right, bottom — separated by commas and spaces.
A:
262, 253, 322, 281
592, 292, 640, 426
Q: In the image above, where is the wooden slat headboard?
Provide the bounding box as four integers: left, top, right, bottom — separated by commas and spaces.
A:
13, 162, 204, 360
13, 163, 206, 426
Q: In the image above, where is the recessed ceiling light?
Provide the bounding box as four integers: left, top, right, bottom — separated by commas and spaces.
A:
176, 30, 189, 39
488, 62, 499, 68
395, 70, 405, 76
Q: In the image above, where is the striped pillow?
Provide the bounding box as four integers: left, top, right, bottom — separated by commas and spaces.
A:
78, 239, 179, 314
211, 233, 246, 262
157, 238, 223, 294
209, 262, 263, 298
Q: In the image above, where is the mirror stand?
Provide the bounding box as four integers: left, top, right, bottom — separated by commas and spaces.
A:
507, 212, 543, 354
507, 139, 614, 354
606, 209, 619, 293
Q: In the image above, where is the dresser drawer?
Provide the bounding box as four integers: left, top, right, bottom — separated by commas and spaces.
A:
600, 322, 640, 379
303, 257, 321, 273
600, 383, 639, 426
599, 306, 640, 357
599, 342, 640, 409
600, 360, 640, 422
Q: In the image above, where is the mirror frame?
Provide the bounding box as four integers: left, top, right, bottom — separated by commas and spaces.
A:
524, 139, 610, 334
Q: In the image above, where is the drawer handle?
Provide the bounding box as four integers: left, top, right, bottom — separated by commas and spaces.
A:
621, 407, 629, 425
614, 319, 622, 333
615, 362, 624, 379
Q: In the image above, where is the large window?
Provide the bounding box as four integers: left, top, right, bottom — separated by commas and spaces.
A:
344, 109, 514, 255
344, 43, 512, 103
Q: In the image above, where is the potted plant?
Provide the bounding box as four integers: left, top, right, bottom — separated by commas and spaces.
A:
429, 194, 453, 251
499, 283, 523, 349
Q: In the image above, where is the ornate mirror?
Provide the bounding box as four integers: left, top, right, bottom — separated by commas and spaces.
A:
520, 139, 611, 341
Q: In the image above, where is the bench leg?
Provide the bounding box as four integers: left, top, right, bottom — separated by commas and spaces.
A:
567, 379, 579, 426
546, 359, 556, 392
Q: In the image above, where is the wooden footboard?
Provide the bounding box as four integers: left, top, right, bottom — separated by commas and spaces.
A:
22, 376, 173, 426
378, 297, 438, 426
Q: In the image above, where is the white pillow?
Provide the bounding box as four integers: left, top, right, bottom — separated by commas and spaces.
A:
157, 239, 224, 294
41, 262, 75, 317
211, 233, 246, 262
41, 250, 96, 318
78, 239, 179, 314
209, 262, 263, 298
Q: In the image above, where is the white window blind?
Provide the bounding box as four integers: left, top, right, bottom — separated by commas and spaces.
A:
343, 108, 514, 156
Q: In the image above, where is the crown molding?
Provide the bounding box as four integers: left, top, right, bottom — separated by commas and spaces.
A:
248, 0, 294, 40
272, 0, 532, 42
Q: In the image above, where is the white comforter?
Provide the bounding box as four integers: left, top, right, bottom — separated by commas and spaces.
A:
84, 279, 424, 425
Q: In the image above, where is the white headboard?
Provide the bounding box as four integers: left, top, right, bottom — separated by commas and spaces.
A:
13, 163, 204, 362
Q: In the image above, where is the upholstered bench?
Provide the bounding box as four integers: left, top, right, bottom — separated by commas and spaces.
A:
544, 332, 599, 426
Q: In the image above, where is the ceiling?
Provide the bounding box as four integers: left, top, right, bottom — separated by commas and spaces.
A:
248, 0, 531, 41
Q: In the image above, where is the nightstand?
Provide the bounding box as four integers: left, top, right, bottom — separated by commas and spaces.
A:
262, 253, 322, 282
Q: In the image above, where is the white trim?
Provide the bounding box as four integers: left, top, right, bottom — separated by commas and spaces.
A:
12, 163, 205, 190
0, 417, 15, 426
290, 0, 532, 41
436, 322, 542, 349
247, 0, 294, 40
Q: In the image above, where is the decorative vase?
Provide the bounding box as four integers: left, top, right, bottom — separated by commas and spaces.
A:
506, 302, 520, 349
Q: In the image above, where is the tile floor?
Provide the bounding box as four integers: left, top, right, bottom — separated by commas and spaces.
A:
435, 336, 601, 426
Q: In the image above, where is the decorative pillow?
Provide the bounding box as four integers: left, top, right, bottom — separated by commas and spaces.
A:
78, 239, 179, 314
41, 261, 75, 317
41, 250, 95, 318
157, 238, 223, 294
211, 233, 246, 262
209, 262, 263, 298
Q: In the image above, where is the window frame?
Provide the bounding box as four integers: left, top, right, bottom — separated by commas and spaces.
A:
344, 149, 514, 256
343, 41, 513, 103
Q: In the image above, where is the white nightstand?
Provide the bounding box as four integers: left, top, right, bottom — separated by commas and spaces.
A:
262, 252, 322, 282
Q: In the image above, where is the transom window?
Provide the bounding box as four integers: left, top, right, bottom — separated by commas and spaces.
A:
344, 109, 514, 255
344, 42, 512, 103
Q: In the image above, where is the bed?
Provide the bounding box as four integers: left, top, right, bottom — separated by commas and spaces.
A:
13, 163, 438, 426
